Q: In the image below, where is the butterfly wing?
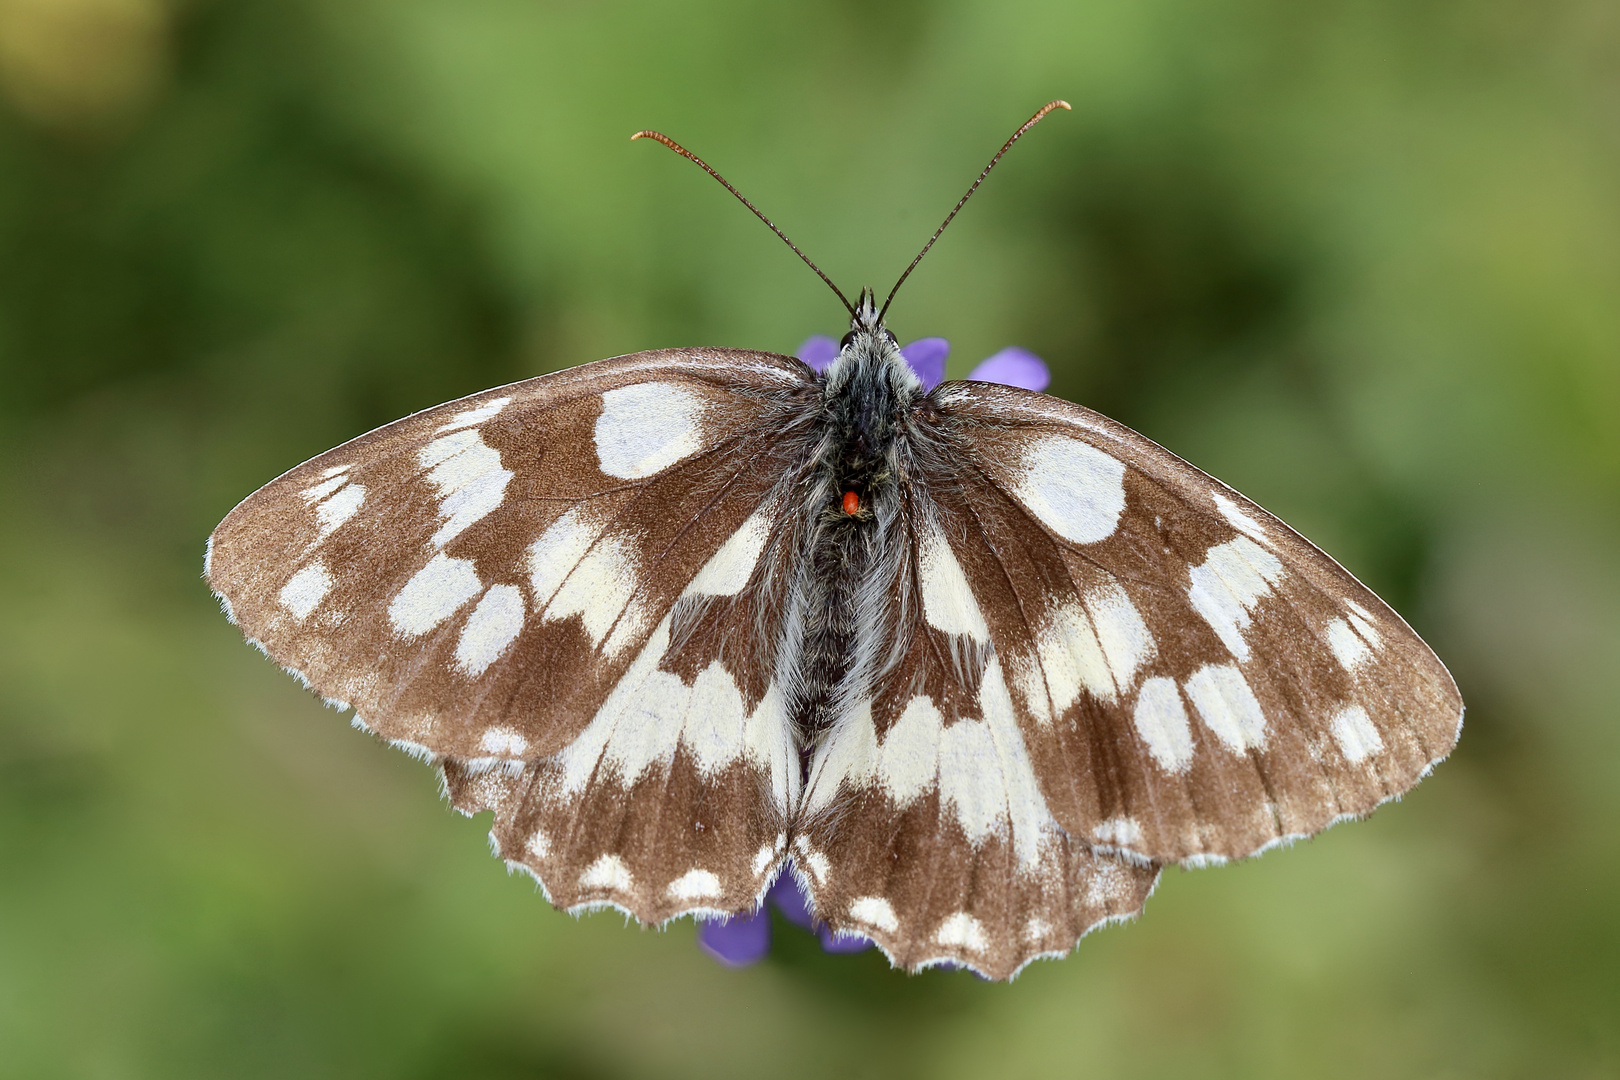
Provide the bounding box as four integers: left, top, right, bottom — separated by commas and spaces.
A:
795, 379, 1459, 977
208, 348, 814, 922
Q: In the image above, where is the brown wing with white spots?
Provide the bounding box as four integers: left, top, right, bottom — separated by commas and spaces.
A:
922, 380, 1463, 866
208, 348, 815, 922
793, 494, 1160, 980
439, 499, 804, 922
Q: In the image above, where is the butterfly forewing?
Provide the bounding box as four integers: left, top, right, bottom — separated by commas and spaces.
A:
931, 381, 1462, 865
209, 348, 822, 922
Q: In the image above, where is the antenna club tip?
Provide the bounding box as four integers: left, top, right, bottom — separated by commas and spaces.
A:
630, 130, 652, 141
1053, 100, 1072, 111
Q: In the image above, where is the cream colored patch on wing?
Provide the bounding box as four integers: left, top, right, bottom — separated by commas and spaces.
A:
917, 519, 989, 642
1325, 617, 1372, 671
668, 868, 722, 901
1330, 705, 1384, 763
1132, 676, 1195, 773
479, 727, 528, 756
543, 532, 641, 648
436, 396, 510, 433
1087, 579, 1158, 694
1184, 663, 1268, 753
877, 695, 943, 808
1036, 597, 1113, 711
934, 912, 988, 953
1187, 535, 1286, 662
594, 382, 706, 479
683, 504, 773, 597
849, 896, 899, 933
1008, 434, 1127, 544
1092, 817, 1143, 846
279, 561, 333, 621
418, 429, 513, 548
1213, 492, 1269, 543
527, 506, 604, 609
579, 854, 633, 892
804, 699, 878, 815
456, 584, 525, 676
389, 553, 482, 638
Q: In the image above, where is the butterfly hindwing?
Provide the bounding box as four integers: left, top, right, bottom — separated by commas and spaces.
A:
440, 496, 804, 922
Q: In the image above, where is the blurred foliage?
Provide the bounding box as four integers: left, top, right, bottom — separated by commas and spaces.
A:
0, 0, 1617, 1076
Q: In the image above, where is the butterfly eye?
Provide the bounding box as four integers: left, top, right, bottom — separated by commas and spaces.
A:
839, 331, 856, 351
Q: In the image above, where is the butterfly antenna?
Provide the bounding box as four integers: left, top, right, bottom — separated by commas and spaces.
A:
878, 100, 1071, 324
633, 129, 857, 318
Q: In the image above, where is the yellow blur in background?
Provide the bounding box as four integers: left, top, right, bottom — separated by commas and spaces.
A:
0, 1, 1616, 1077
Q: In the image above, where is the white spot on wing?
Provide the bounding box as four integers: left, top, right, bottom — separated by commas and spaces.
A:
1184, 663, 1268, 753
1187, 535, 1286, 661
917, 520, 989, 642
456, 584, 525, 675
683, 505, 773, 597
1087, 580, 1157, 694
849, 896, 899, 933
681, 662, 748, 776
878, 695, 943, 808
1347, 608, 1383, 648
301, 474, 349, 503
803, 848, 830, 885
314, 482, 365, 540
527, 507, 602, 608
1214, 492, 1269, 543
1330, 705, 1384, 763
934, 912, 988, 953
1008, 434, 1127, 545
1133, 676, 1195, 772
1092, 817, 1143, 846
1325, 618, 1372, 671
437, 396, 510, 433
479, 727, 528, 756
526, 830, 550, 858
751, 844, 775, 876
668, 868, 722, 900
594, 382, 705, 479
279, 562, 332, 621
389, 553, 482, 638
579, 854, 633, 892
804, 699, 878, 814
543, 532, 640, 648
1037, 598, 1113, 711
418, 429, 513, 548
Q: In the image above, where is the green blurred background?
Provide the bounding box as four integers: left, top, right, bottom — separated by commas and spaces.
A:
1, 0, 1616, 1076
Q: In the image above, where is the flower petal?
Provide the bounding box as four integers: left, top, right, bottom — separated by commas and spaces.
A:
768, 862, 814, 930
818, 925, 873, 954
698, 907, 772, 967
968, 346, 1050, 391
796, 335, 840, 373
900, 337, 950, 390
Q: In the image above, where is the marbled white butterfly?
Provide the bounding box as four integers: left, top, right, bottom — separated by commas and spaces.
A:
206, 103, 1462, 980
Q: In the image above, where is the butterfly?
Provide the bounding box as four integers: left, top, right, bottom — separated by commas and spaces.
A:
206, 102, 1462, 980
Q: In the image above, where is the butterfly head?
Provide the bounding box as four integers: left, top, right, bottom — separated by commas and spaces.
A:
826, 287, 917, 397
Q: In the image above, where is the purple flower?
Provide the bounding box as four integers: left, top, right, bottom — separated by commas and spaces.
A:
697, 335, 1052, 970
796, 336, 1050, 392
696, 860, 871, 966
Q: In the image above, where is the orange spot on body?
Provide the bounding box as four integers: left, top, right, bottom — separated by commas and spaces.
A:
842, 491, 860, 515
